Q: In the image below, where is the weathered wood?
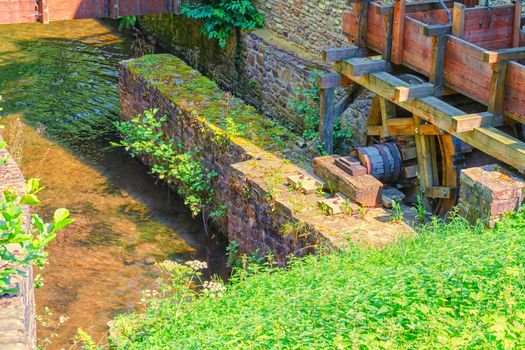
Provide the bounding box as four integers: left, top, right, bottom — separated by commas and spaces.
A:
391, 0, 407, 64
322, 46, 361, 63
394, 83, 434, 102
38, 0, 50, 24
382, 6, 394, 62
356, 0, 370, 47
483, 47, 525, 63
318, 73, 342, 89
488, 61, 508, 116
332, 66, 525, 173
367, 120, 441, 136
335, 57, 389, 77
513, 0, 523, 47
452, 3, 466, 37
424, 24, 452, 37
414, 116, 435, 201
426, 186, 453, 199
451, 112, 503, 132
379, 97, 396, 137
319, 87, 336, 154
429, 34, 446, 96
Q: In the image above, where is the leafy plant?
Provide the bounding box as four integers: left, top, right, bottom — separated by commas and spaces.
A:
413, 194, 427, 222
110, 208, 525, 349
119, 16, 137, 31
181, 0, 264, 48
391, 200, 404, 224
289, 73, 353, 148
113, 109, 217, 218
0, 179, 73, 294
341, 199, 354, 216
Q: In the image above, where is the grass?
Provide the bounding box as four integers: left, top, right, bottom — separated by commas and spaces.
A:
111, 208, 525, 349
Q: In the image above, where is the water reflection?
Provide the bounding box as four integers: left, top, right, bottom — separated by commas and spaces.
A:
0, 19, 227, 348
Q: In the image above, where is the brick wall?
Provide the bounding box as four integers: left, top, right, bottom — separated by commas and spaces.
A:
255, 0, 351, 55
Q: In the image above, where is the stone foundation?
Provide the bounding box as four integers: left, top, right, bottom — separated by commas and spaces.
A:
0, 143, 36, 350
119, 54, 412, 259
138, 14, 331, 129
458, 165, 525, 226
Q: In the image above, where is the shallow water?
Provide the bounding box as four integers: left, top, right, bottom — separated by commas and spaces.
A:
0, 19, 227, 348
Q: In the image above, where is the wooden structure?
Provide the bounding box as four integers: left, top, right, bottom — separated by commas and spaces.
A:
320, 0, 525, 214
0, 0, 182, 25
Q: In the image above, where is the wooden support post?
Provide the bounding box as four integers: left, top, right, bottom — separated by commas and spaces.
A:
379, 97, 396, 137
488, 61, 508, 116
512, 0, 523, 48
38, 0, 49, 24
391, 0, 407, 64
452, 3, 466, 37
382, 7, 394, 62
413, 116, 434, 208
320, 87, 336, 154
355, 0, 370, 47
429, 34, 446, 96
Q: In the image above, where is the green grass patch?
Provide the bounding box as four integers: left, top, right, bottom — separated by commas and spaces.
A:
111, 208, 525, 349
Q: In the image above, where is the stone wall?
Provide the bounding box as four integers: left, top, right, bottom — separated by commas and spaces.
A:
119, 54, 411, 259
255, 0, 351, 55
0, 143, 36, 350
138, 14, 330, 128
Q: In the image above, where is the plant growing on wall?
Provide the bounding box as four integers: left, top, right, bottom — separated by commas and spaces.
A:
182, 0, 265, 47
289, 72, 353, 151
0, 179, 73, 294
113, 109, 217, 218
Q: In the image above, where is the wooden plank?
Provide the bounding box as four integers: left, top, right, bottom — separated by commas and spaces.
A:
392, 0, 407, 64
356, 0, 370, 47
483, 47, 525, 63
337, 57, 389, 76
382, 6, 394, 62
322, 46, 361, 62
424, 24, 452, 37
414, 116, 435, 201
379, 98, 396, 137
426, 186, 453, 199
504, 62, 525, 124
333, 66, 525, 173
39, 0, 50, 24
430, 34, 446, 96
367, 119, 441, 136
488, 61, 508, 116
452, 3, 466, 37
394, 83, 434, 102
320, 87, 336, 154
451, 112, 503, 132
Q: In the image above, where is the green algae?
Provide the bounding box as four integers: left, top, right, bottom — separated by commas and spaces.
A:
124, 54, 309, 162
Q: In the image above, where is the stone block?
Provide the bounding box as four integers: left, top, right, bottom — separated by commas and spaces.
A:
458, 164, 525, 226
313, 155, 383, 207
381, 188, 406, 209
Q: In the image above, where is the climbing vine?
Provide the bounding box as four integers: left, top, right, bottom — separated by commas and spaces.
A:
113, 109, 217, 218
182, 0, 264, 47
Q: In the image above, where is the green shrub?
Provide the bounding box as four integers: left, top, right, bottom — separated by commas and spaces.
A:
110, 208, 525, 349
181, 0, 264, 47
113, 109, 217, 217
0, 179, 73, 294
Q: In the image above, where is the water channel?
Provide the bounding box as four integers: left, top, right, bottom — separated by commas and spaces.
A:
0, 19, 227, 348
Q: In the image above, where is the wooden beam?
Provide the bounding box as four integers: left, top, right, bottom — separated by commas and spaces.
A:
335, 57, 389, 77
379, 97, 396, 137
451, 112, 503, 132
322, 46, 361, 63
488, 62, 508, 116
391, 0, 407, 64
429, 35, 446, 96
318, 73, 342, 89
513, 0, 523, 47
375, 1, 454, 15
319, 87, 336, 154
382, 6, 394, 62
355, 0, 370, 47
423, 24, 452, 37
394, 83, 434, 102
483, 47, 525, 63
332, 65, 525, 173
452, 3, 466, 37
38, 0, 49, 24
367, 118, 441, 136
334, 84, 363, 118
426, 186, 453, 199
